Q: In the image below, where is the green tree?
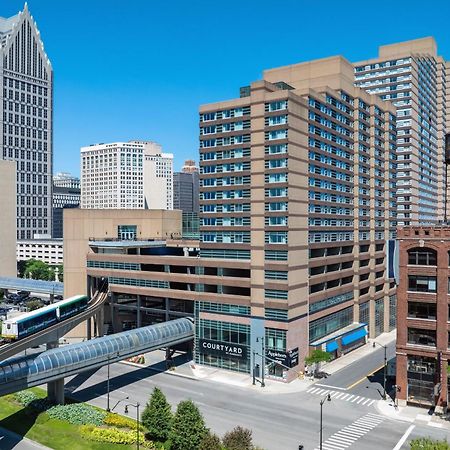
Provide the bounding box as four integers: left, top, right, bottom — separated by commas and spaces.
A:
23, 259, 52, 281
26, 299, 43, 311
169, 400, 207, 450
199, 431, 221, 450
141, 387, 172, 442
410, 437, 450, 449
304, 349, 332, 376
222, 426, 253, 450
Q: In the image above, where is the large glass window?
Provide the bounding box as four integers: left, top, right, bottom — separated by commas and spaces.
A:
265, 328, 286, 351
309, 307, 353, 342
408, 275, 436, 293
408, 302, 436, 320
375, 298, 384, 336
407, 328, 436, 347
408, 248, 437, 265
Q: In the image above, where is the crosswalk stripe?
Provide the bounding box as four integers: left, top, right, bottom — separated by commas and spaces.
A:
339, 429, 365, 438
366, 413, 384, 418
368, 400, 375, 406
327, 437, 351, 448
361, 398, 371, 405
340, 393, 351, 400
334, 392, 346, 399
347, 395, 355, 401
353, 420, 377, 428
330, 391, 341, 398
351, 396, 360, 402
357, 397, 365, 404
333, 433, 358, 442
345, 425, 368, 434
309, 387, 320, 393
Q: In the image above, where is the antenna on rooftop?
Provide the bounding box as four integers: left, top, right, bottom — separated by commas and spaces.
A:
445, 134, 450, 223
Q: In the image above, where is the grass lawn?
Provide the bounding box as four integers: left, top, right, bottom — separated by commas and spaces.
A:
0, 388, 140, 450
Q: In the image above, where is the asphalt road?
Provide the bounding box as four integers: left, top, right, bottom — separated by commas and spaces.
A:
319, 340, 397, 400
63, 359, 447, 450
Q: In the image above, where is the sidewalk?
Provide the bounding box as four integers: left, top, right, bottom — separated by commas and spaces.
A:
321, 329, 396, 375
121, 331, 397, 394
0, 426, 51, 450
376, 399, 450, 430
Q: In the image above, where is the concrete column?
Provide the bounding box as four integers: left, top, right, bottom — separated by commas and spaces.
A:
46, 341, 64, 404
165, 298, 170, 322
87, 317, 92, 340
97, 308, 104, 337
369, 298, 376, 339
48, 378, 65, 405
396, 352, 408, 406
137, 295, 141, 328
49, 294, 54, 304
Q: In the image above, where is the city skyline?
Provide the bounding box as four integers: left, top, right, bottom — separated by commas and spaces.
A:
4, 0, 450, 176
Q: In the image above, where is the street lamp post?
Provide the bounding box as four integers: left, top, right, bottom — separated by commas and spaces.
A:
124, 401, 140, 450
373, 342, 387, 400
112, 397, 140, 449
319, 393, 331, 450
256, 336, 265, 387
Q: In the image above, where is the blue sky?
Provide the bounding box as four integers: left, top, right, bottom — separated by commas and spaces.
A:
4, 0, 450, 175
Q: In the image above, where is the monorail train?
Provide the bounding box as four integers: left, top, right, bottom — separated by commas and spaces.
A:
1, 295, 88, 341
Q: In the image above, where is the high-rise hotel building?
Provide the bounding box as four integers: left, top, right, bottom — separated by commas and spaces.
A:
197, 56, 397, 379
354, 37, 447, 225
81, 141, 173, 210
0, 5, 53, 239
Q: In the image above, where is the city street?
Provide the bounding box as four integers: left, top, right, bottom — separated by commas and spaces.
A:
64, 355, 449, 450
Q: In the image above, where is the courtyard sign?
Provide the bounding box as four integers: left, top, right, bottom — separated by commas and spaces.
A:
199, 339, 247, 359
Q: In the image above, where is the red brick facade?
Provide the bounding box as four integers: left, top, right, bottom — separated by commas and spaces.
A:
397, 226, 450, 409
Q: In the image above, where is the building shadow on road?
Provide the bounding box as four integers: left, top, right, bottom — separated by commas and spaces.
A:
366, 367, 396, 400
68, 353, 191, 403
0, 405, 41, 450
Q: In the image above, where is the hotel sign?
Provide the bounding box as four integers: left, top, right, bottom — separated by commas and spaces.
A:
266, 347, 299, 368
199, 339, 247, 359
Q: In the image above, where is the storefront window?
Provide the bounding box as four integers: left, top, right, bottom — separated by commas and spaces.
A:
309, 307, 353, 342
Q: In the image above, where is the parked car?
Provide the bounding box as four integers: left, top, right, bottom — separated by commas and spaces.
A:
17, 291, 30, 299
54, 295, 63, 301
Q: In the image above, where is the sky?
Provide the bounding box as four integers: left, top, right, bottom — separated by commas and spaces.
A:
3, 0, 450, 175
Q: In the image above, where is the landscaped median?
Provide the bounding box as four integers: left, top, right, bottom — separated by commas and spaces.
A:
0, 388, 153, 449
0, 387, 265, 450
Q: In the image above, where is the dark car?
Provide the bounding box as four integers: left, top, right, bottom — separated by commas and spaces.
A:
17, 291, 30, 299
314, 371, 330, 379
54, 295, 63, 301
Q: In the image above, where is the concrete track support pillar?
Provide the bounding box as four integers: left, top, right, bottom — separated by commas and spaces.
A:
48, 378, 65, 405
46, 341, 65, 404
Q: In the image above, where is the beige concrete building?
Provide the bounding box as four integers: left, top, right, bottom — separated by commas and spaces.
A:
0, 160, 16, 277
81, 141, 173, 210
63, 208, 182, 337
354, 37, 448, 225
196, 55, 397, 380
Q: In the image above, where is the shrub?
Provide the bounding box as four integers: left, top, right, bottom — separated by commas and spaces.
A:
199, 431, 222, 450
80, 425, 153, 447
47, 403, 106, 425
222, 426, 253, 450
104, 412, 144, 430
15, 390, 37, 406
410, 438, 450, 450
169, 400, 207, 450
142, 387, 173, 442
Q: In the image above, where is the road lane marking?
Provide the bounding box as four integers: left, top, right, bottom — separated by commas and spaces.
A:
393, 424, 415, 450
346, 363, 385, 389
315, 383, 348, 390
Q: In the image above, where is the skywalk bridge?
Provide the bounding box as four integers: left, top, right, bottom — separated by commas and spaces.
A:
0, 318, 194, 403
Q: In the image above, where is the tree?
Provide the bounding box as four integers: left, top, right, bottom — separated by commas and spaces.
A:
304, 349, 332, 376
222, 426, 253, 450
23, 259, 52, 281
410, 438, 450, 450
199, 431, 222, 450
141, 387, 172, 442
26, 299, 43, 311
169, 400, 207, 450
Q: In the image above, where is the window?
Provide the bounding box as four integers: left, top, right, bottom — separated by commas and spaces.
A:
408, 302, 436, 320
408, 275, 436, 293
407, 328, 436, 347
408, 248, 437, 265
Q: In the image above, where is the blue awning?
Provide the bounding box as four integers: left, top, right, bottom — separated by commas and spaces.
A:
326, 340, 339, 352
341, 328, 367, 346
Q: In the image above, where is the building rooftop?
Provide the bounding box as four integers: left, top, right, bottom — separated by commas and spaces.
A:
88, 239, 168, 249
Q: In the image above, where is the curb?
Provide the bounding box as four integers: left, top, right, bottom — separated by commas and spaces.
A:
0, 425, 51, 450
119, 360, 200, 381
